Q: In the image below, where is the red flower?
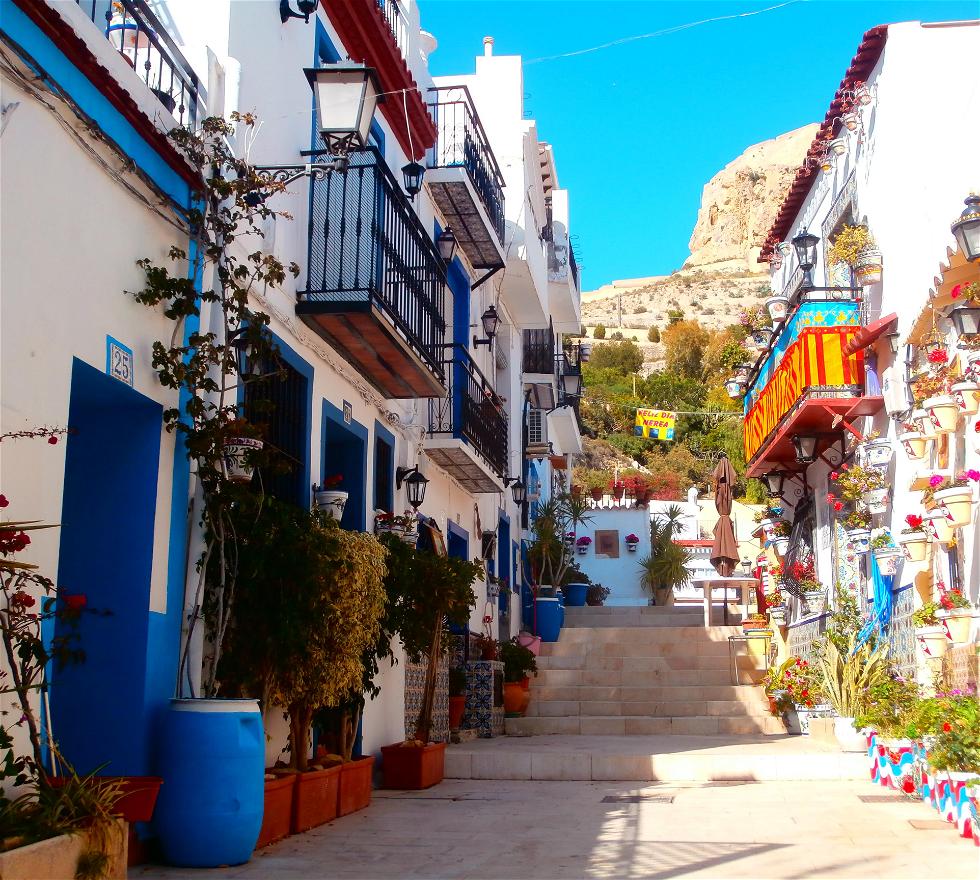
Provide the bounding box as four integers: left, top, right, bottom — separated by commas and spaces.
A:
833, 501, 844, 512
905, 514, 923, 529
47, 436, 58, 445
943, 721, 952, 732
951, 284, 962, 299
825, 493, 836, 504
801, 689, 809, 697
0, 495, 7, 508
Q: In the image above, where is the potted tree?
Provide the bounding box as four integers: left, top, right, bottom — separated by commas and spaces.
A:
639, 505, 692, 606
898, 514, 930, 562
379, 531, 481, 790
816, 633, 890, 752
499, 639, 537, 717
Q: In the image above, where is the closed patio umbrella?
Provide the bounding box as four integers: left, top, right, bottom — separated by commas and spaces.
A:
710, 455, 739, 578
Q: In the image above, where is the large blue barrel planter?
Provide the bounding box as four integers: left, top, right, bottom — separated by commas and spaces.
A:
153, 699, 264, 867
535, 597, 562, 642
563, 583, 588, 607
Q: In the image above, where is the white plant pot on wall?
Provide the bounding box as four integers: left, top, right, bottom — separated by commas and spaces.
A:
934, 486, 975, 528
846, 528, 872, 554
916, 626, 948, 659
772, 536, 789, 555
765, 296, 790, 324
863, 488, 890, 515
937, 609, 974, 644
911, 409, 938, 440
872, 548, 902, 576
222, 437, 263, 483
923, 395, 959, 434
898, 431, 928, 461
858, 439, 893, 468
898, 533, 929, 562
854, 248, 883, 285
951, 381, 980, 416
315, 490, 349, 520
923, 512, 955, 544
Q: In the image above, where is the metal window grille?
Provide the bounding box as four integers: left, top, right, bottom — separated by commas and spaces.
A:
527, 409, 546, 446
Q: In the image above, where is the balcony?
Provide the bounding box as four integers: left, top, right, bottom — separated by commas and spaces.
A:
545, 189, 580, 330
297, 150, 447, 399
522, 329, 556, 377
427, 86, 506, 275
74, 0, 204, 127
426, 345, 507, 493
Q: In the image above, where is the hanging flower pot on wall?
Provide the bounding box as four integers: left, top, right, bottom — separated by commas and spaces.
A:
863, 488, 890, 515
899, 431, 928, 461
576, 537, 591, 555
899, 531, 929, 562
915, 626, 948, 659
935, 486, 975, 528
923, 511, 955, 544
911, 408, 938, 440
222, 437, 263, 483
846, 528, 872, 554
923, 395, 959, 434
951, 381, 980, 415
938, 608, 974, 644
854, 247, 883, 285
829, 137, 847, 156
872, 546, 903, 576
625, 534, 639, 552
858, 439, 893, 468
314, 488, 349, 520
764, 296, 790, 324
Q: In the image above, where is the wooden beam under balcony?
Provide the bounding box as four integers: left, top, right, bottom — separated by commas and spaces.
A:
297, 301, 445, 400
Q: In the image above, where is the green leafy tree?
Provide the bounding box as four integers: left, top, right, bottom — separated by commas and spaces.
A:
647, 326, 661, 343
639, 505, 692, 604
593, 323, 606, 339
662, 320, 710, 379
588, 340, 643, 374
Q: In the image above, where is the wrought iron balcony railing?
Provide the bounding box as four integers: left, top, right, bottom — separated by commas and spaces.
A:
378, 0, 410, 63
570, 245, 580, 291
75, 0, 204, 127
301, 148, 447, 387
428, 86, 506, 244
429, 345, 508, 477
522, 329, 556, 375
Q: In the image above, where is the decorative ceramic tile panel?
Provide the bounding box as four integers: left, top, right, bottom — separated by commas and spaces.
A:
886, 586, 916, 681
942, 643, 978, 692
403, 655, 449, 743
787, 614, 828, 661
461, 660, 504, 738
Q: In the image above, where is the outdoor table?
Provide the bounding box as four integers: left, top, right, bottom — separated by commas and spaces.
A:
692, 576, 760, 626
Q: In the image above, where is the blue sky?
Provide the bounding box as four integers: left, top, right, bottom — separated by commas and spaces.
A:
420, 0, 978, 290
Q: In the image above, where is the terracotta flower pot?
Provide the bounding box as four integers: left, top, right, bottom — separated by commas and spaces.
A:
448, 695, 466, 730
589, 488, 603, 501
899, 431, 928, 461
256, 774, 296, 848
338, 756, 374, 817
49, 775, 162, 824
503, 681, 531, 716
899, 533, 929, 562
923, 395, 959, 434
381, 741, 446, 790
938, 609, 973, 644
934, 486, 974, 528
951, 381, 980, 416
292, 765, 341, 833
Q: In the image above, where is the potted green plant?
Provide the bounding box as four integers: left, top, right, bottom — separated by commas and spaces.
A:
842, 508, 872, 553
499, 639, 537, 717
639, 505, 692, 606
832, 462, 889, 514
448, 668, 467, 731
912, 602, 947, 659
378, 533, 480, 789
221, 419, 265, 483
764, 588, 786, 625
768, 519, 791, 555
586, 583, 611, 607
474, 633, 498, 661
828, 224, 881, 284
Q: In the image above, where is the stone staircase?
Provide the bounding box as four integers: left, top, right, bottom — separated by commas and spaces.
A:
506, 605, 785, 737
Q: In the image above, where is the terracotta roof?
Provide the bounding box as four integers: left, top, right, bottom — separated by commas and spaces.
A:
759, 25, 890, 261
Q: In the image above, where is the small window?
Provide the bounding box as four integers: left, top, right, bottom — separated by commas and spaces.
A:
374, 435, 394, 513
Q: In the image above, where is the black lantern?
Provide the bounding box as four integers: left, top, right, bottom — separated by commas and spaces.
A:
949, 304, 980, 337
510, 479, 527, 506
473, 305, 500, 348
951, 194, 980, 262
401, 161, 425, 198
436, 227, 457, 264
281, 0, 318, 23
305, 64, 383, 156
791, 433, 819, 464
792, 229, 820, 275
761, 471, 787, 497
396, 466, 429, 510
560, 367, 583, 400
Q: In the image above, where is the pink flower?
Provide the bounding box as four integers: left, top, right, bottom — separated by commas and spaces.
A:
929, 475, 944, 487
966, 469, 980, 482
951, 284, 962, 299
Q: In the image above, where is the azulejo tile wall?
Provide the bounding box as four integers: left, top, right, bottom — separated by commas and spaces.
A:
463, 660, 504, 738
404, 655, 449, 743
787, 613, 828, 661
942, 643, 978, 692
887, 585, 916, 681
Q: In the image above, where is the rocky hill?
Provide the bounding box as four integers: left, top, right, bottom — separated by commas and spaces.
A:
581, 124, 817, 358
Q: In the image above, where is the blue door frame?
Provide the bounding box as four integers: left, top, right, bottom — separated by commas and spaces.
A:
322, 401, 368, 531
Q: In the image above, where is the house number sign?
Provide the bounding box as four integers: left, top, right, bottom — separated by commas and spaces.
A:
106, 336, 134, 387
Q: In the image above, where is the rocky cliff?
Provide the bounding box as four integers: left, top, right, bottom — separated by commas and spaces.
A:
581, 124, 817, 347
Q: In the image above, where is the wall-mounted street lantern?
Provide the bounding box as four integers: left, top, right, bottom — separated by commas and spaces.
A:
948, 304, 980, 337
280, 0, 317, 24
761, 471, 789, 497
396, 466, 429, 510
792, 229, 820, 279
402, 161, 425, 198
436, 227, 458, 264
560, 365, 583, 400
791, 433, 819, 464
951, 194, 980, 263
305, 64, 383, 158
510, 479, 527, 506
473, 305, 500, 349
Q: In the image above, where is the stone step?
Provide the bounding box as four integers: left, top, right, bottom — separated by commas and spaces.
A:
563, 613, 705, 628
504, 715, 787, 736
530, 684, 770, 703
535, 668, 739, 687
444, 734, 870, 782
539, 641, 736, 659
526, 698, 772, 719
543, 626, 740, 645
535, 657, 738, 681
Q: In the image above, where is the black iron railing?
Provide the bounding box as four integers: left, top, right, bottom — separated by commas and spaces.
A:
75, 0, 204, 127
428, 86, 505, 244
303, 149, 447, 380
429, 345, 508, 477
522, 329, 555, 375
378, 0, 410, 61
570, 245, 579, 291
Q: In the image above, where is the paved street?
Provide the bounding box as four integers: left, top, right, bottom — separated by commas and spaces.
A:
136, 779, 977, 879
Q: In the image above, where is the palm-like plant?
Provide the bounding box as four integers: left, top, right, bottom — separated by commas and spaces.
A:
639, 504, 692, 604
528, 493, 592, 590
